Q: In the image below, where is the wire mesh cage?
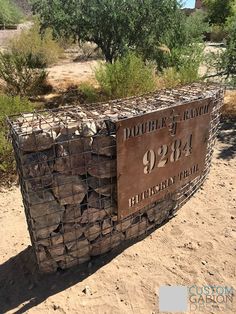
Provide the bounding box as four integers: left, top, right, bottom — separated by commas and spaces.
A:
7, 84, 224, 273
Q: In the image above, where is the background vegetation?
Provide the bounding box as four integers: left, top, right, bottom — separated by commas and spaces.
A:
9, 20, 63, 66
0, 94, 33, 177
0, 0, 22, 25
95, 53, 156, 99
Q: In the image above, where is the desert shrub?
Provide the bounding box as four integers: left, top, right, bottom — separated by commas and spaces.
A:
0, 0, 22, 25
222, 20, 236, 77
210, 25, 227, 42
78, 42, 102, 61
79, 83, 100, 103
203, 0, 235, 26
9, 20, 63, 66
185, 11, 210, 43
160, 44, 204, 88
205, 19, 236, 84
0, 94, 33, 176
0, 52, 48, 96
175, 44, 204, 82
95, 52, 156, 99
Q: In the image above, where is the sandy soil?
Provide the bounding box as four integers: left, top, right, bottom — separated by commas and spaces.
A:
0, 121, 235, 314
0, 23, 32, 52
47, 59, 99, 90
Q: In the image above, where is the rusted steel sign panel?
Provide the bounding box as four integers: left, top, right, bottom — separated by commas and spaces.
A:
116, 98, 213, 220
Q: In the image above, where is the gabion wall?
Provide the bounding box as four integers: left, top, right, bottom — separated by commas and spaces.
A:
8, 84, 224, 273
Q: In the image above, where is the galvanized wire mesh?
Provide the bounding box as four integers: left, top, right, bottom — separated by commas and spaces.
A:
7, 84, 224, 273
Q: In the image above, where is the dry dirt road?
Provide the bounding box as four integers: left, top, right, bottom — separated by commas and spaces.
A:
0, 120, 235, 314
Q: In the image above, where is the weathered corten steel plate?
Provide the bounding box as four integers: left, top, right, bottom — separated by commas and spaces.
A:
116, 98, 213, 220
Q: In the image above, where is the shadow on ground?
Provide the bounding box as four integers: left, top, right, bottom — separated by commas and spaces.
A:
217, 117, 236, 160
0, 245, 124, 313
0, 219, 172, 314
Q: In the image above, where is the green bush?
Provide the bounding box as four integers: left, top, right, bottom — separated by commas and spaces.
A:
222, 20, 236, 77
0, 94, 33, 176
95, 52, 156, 99
160, 44, 204, 88
184, 11, 210, 43
9, 20, 63, 66
79, 83, 100, 103
210, 25, 227, 42
205, 19, 236, 83
0, 52, 48, 96
0, 0, 22, 25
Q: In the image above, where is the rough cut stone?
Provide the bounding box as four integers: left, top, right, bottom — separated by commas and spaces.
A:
50, 232, 64, 246
87, 191, 104, 209
103, 199, 118, 214
80, 208, 109, 224
84, 223, 101, 241
125, 217, 148, 239
60, 121, 79, 135
56, 134, 92, 152
34, 212, 64, 230
63, 227, 84, 245
68, 239, 90, 257
52, 174, 87, 205
29, 190, 65, 219
19, 131, 56, 152
63, 204, 82, 223
87, 177, 116, 196
88, 155, 116, 178
54, 153, 91, 176
146, 200, 173, 223
39, 258, 58, 273
115, 217, 133, 232
22, 149, 54, 176
79, 121, 97, 137
37, 245, 48, 262
91, 232, 125, 256
92, 135, 116, 157
48, 244, 65, 258
55, 135, 92, 175
102, 219, 113, 235
35, 224, 60, 240
23, 150, 54, 190
37, 238, 51, 247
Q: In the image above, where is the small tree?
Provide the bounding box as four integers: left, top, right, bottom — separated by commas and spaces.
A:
31, 0, 186, 65
0, 52, 48, 96
223, 20, 236, 78
203, 0, 235, 25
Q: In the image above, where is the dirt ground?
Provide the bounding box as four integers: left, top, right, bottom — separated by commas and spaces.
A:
0, 120, 235, 314
47, 59, 99, 90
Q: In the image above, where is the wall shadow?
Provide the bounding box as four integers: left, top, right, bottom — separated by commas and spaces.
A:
217, 117, 236, 160
0, 217, 173, 314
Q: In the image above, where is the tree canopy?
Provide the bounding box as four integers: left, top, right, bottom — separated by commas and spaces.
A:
31, 0, 188, 64
203, 0, 235, 25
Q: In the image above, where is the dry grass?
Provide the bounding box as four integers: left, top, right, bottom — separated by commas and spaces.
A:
223, 90, 236, 117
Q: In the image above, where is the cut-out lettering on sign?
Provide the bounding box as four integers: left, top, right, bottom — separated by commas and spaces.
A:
116, 98, 213, 220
